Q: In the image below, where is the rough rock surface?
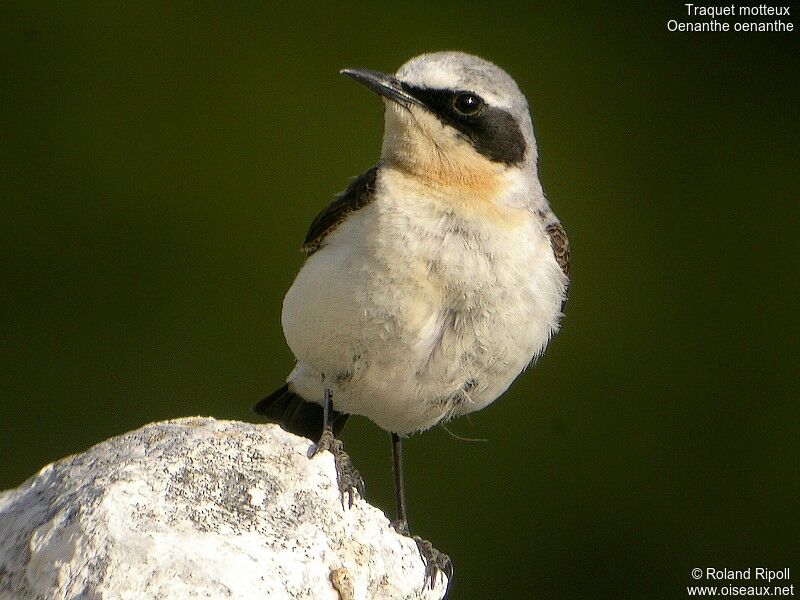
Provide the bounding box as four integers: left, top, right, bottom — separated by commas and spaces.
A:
0, 417, 447, 599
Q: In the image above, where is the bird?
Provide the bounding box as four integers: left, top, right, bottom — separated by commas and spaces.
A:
255, 51, 570, 589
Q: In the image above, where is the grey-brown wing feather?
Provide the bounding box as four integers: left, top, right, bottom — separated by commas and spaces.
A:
546, 222, 570, 278
546, 221, 570, 310
302, 166, 379, 255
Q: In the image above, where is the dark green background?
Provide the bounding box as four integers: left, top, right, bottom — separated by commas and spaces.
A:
2, 2, 798, 598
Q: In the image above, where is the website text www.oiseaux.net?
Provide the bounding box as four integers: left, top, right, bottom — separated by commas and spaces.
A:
687, 568, 793, 596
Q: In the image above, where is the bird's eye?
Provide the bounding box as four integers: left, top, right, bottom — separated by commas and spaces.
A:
452, 92, 484, 116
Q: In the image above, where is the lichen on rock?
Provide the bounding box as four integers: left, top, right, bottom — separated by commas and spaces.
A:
0, 417, 447, 599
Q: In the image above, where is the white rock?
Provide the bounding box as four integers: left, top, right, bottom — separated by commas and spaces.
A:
0, 417, 448, 599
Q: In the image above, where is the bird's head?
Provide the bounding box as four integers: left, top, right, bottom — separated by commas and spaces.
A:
342, 52, 539, 198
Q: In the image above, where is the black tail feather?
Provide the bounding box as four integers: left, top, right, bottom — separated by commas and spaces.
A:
253, 383, 349, 441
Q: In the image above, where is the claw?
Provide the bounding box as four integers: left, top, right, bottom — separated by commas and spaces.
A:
390, 519, 409, 536
311, 433, 364, 509
310, 429, 335, 458
413, 535, 452, 591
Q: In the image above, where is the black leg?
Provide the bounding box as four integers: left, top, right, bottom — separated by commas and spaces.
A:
391, 432, 409, 534
389, 432, 453, 591
310, 389, 364, 508
322, 388, 334, 437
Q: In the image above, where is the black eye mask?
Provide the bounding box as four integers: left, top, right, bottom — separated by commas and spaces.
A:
401, 85, 527, 166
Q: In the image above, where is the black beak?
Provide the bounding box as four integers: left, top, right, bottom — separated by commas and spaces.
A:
340, 68, 425, 109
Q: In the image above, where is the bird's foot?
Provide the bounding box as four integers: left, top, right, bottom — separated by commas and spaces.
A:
413, 535, 453, 591
392, 520, 452, 591
390, 519, 409, 536
311, 431, 365, 509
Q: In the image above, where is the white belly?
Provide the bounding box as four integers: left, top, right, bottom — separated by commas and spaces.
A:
281, 180, 567, 434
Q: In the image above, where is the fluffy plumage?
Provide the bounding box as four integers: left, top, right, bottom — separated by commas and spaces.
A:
259, 51, 569, 436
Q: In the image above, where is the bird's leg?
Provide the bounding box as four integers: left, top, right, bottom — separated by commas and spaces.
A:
390, 431, 410, 534
390, 432, 453, 591
310, 389, 364, 508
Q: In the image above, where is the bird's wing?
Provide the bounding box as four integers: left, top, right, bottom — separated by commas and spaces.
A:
302, 165, 379, 255
546, 221, 570, 278
546, 221, 570, 312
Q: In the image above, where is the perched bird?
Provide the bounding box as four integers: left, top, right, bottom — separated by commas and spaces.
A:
255, 51, 570, 588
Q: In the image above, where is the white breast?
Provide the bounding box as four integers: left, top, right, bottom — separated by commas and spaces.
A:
281, 168, 567, 434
